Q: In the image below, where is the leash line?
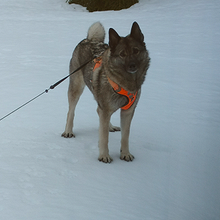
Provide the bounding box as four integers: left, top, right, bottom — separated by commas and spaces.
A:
0, 90, 48, 122
49, 56, 95, 90
0, 55, 97, 122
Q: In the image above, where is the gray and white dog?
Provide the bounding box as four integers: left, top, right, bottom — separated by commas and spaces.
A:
62, 22, 150, 163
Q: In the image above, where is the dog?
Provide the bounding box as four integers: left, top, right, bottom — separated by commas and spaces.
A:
62, 21, 150, 163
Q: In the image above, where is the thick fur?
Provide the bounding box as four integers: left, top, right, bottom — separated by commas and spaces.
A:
62, 22, 150, 163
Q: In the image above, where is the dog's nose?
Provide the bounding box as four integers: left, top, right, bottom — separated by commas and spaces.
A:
128, 62, 137, 74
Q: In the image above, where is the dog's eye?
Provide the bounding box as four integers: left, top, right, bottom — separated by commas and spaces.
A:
133, 47, 139, 55
119, 50, 127, 58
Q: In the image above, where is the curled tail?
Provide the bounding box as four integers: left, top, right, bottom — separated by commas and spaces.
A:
87, 22, 105, 42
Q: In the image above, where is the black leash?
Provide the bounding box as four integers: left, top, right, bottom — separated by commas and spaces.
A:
0, 56, 96, 122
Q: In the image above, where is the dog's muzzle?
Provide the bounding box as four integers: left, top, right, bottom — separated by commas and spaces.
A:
127, 62, 138, 74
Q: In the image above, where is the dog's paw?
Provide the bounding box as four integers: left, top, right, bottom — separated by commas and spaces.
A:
120, 152, 134, 162
109, 123, 121, 132
61, 132, 75, 138
98, 154, 113, 163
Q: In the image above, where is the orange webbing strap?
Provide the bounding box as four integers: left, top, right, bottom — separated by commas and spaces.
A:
93, 57, 102, 71
107, 77, 137, 110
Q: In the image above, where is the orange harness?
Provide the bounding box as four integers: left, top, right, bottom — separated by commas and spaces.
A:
93, 58, 137, 110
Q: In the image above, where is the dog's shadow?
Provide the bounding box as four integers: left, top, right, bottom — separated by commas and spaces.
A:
73, 126, 98, 139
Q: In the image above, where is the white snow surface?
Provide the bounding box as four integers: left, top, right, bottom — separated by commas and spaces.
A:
0, 0, 220, 219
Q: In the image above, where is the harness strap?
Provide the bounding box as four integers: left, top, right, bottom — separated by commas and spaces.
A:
93, 58, 137, 110
107, 77, 137, 110
93, 57, 102, 70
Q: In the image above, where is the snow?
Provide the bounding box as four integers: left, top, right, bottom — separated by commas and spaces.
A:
0, 0, 220, 219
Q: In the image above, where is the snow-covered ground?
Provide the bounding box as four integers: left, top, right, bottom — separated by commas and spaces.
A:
0, 0, 220, 219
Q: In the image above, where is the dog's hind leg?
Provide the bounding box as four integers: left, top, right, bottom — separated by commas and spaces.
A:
109, 122, 121, 132
62, 70, 85, 138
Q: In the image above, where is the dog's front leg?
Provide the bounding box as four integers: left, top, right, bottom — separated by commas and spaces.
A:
97, 107, 112, 163
120, 107, 135, 161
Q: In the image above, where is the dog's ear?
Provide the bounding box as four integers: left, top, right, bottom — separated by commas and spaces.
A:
130, 22, 144, 43
109, 28, 121, 52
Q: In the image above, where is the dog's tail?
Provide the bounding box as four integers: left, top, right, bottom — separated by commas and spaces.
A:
87, 22, 105, 42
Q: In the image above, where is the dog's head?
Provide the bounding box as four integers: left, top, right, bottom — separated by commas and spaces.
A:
108, 22, 150, 91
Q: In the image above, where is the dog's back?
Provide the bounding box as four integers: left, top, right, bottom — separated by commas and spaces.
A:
70, 22, 108, 92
